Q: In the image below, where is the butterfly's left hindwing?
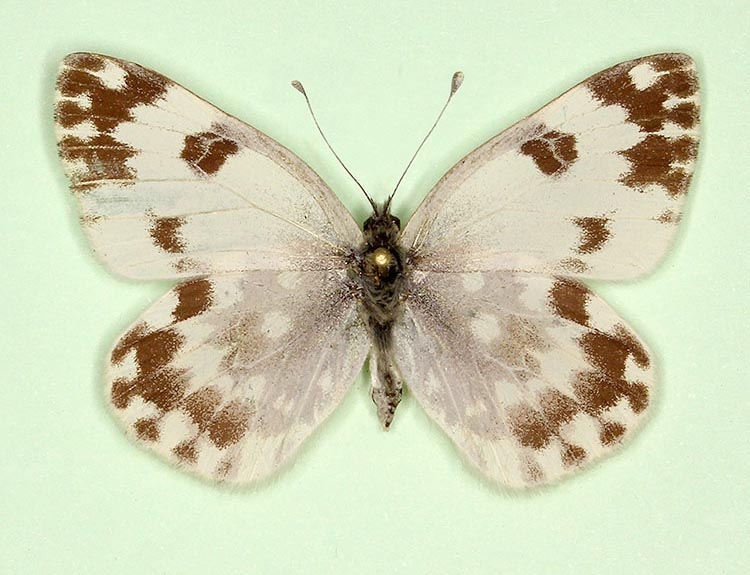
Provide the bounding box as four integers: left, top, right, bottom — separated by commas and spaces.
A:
394, 271, 653, 487
107, 270, 369, 484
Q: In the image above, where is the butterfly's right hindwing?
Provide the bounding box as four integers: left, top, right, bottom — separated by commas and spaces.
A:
107, 270, 369, 484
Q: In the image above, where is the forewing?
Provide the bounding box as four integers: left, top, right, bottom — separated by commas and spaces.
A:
394, 271, 652, 488
402, 53, 699, 280
55, 53, 360, 280
107, 270, 369, 484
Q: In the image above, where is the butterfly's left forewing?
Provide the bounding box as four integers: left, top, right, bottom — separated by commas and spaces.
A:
403, 54, 699, 280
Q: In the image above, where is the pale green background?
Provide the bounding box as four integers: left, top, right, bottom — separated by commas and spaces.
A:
2, 1, 748, 573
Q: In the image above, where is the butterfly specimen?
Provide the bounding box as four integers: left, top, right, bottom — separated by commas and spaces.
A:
54, 53, 699, 487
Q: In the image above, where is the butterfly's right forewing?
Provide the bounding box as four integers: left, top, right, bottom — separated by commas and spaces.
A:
55, 53, 361, 280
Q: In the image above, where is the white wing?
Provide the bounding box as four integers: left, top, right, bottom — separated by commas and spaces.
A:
54, 53, 370, 484
402, 53, 699, 280
55, 53, 360, 280
394, 54, 700, 487
107, 270, 369, 484
394, 271, 653, 488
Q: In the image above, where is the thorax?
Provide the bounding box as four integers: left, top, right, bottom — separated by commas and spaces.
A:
350, 210, 405, 327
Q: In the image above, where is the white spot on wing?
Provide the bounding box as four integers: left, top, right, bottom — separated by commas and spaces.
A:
245, 375, 266, 396
262, 311, 291, 338
118, 396, 159, 426
99, 61, 128, 90
628, 62, 659, 90
316, 371, 335, 392
159, 410, 195, 451
66, 120, 98, 140
277, 271, 301, 289
461, 273, 485, 292
470, 313, 500, 344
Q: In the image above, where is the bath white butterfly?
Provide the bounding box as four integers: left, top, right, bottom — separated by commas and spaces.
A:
55, 53, 699, 487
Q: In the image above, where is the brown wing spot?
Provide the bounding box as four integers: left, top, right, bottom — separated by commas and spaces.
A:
548, 277, 590, 327
520, 129, 578, 176
57, 56, 169, 133
612, 324, 650, 369
620, 134, 698, 197
523, 458, 545, 483
656, 210, 680, 224
508, 405, 553, 449
573, 325, 651, 416
573, 216, 611, 254
586, 54, 699, 133
134, 417, 160, 442
149, 215, 187, 254
110, 324, 187, 411
626, 382, 649, 414
173, 279, 214, 322
173, 439, 198, 463
581, 327, 650, 376
539, 389, 580, 428
181, 129, 240, 175
493, 315, 550, 377
510, 392, 588, 466
111, 322, 149, 365
559, 257, 589, 274
669, 101, 700, 129
573, 372, 621, 414
56, 55, 169, 183
600, 421, 627, 445
182, 386, 222, 432
561, 442, 587, 467
72, 53, 107, 72
207, 400, 253, 449
58, 134, 137, 187
214, 459, 234, 479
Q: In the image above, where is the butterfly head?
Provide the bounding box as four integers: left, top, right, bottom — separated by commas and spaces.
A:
362, 206, 401, 248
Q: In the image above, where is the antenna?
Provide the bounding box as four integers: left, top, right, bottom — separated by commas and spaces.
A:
292, 80, 378, 213
384, 71, 464, 213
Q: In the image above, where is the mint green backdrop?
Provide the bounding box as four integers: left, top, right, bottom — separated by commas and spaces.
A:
2, 1, 747, 573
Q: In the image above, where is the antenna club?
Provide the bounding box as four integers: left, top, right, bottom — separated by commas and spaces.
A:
389, 70, 463, 199
451, 71, 464, 95
291, 80, 306, 95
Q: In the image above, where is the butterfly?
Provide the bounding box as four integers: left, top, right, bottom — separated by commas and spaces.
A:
54, 52, 699, 488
